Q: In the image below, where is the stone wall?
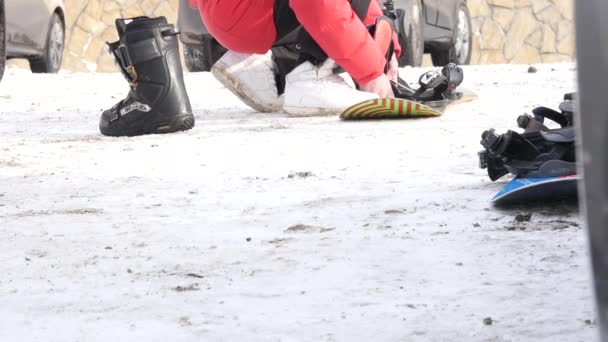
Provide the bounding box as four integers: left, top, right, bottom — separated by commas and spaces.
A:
468, 0, 574, 64
7, 0, 179, 72
61, 0, 179, 72
7, 0, 574, 71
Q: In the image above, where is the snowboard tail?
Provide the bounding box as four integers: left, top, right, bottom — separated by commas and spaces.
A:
491, 175, 579, 205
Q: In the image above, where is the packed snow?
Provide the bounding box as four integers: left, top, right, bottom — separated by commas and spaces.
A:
0, 63, 596, 341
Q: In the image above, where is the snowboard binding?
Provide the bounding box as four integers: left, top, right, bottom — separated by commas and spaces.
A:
391, 63, 465, 106
368, 9, 465, 106
478, 93, 576, 181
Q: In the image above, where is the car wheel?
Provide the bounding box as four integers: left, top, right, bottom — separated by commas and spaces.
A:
431, 2, 472, 66
184, 44, 208, 72
29, 13, 64, 73
397, 0, 424, 67
0, 0, 5, 82
183, 37, 228, 72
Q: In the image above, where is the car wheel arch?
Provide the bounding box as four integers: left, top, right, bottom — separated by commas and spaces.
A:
53, 7, 66, 32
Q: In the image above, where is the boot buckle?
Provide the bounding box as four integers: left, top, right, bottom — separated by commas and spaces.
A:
126, 65, 138, 87
112, 44, 138, 86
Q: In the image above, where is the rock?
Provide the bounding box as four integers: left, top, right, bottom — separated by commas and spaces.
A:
480, 19, 506, 50
525, 29, 543, 50
470, 32, 483, 64
68, 26, 91, 56
528, 66, 538, 73
101, 9, 122, 26
479, 50, 507, 64
154, 1, 176, 18
78, 13, 106, 36
83, 38, 105, 65
96, 54, 118, 73
557, 32, 575, 55
537, 5, 563, 32
103, 1, 121, 12
511, 45, 541, 64
469, 0, 491, 17
514, 213, 532, 222
553, 0, 574, 21
288, 171, 313, 178
513, 0, 532, 8
531, 0, 552, 14
140, 0, 162, 15
122, 4, 146, 19
541, 53, 571, 63
541, 25, 557, 54
64, 1, 88, 27
557, 22, 574, 40
61, 53, 89, 73
503, 9, 538, 60
487, 0, 514, 8
84, 1, 103, 20
101, 26, 117, 43
493, 7, 515, 31
173, 284, 200, 292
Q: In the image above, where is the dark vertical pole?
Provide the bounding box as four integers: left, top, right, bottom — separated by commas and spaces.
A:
0, 0, 5, 83
575, 1, 608, 340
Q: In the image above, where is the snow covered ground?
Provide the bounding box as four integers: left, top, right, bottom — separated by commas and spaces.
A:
0, 64, 596, 341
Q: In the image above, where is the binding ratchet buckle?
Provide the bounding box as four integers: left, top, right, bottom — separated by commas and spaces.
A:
108, 42, 139, 88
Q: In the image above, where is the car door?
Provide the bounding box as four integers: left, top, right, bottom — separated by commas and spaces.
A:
424, 0, 439, 25
436, 0, 460, 30
5, 0, 50, 54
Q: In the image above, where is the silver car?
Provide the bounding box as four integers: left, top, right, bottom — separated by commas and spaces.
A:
0, 0, 66, 81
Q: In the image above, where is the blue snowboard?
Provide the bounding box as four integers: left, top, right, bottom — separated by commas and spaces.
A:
492, 175, 579, 205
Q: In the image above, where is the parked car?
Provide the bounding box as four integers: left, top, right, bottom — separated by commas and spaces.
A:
0, 0, 66, 82
177, 0, 472, 72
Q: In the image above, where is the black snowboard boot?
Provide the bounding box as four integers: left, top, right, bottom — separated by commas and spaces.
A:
100, 17, 194, 137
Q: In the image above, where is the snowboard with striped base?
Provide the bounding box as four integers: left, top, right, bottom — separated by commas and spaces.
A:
339, 98, 441, 120
339, 89, 478, 120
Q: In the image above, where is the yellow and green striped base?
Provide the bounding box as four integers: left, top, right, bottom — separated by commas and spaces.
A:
340, 98, 441, 120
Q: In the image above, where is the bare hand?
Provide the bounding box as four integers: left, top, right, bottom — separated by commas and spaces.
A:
360, 73, 395, 98
387, 54, 399, 83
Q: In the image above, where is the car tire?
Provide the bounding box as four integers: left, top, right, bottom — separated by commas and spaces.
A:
29, 13, 64, 73
397, 0, 424, 67
0, 0, 5, 82
430, 2, 472, 66
184, 44, 207, 72
183, 37, 227, 72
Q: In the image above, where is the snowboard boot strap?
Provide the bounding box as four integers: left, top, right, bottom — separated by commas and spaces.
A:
108, 26, 179, 89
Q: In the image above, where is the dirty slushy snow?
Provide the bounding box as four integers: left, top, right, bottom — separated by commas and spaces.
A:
0, 64, 596, 341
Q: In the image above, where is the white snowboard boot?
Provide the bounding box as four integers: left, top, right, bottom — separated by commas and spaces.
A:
283, 59, 379, 116
211, 51, 283, 113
